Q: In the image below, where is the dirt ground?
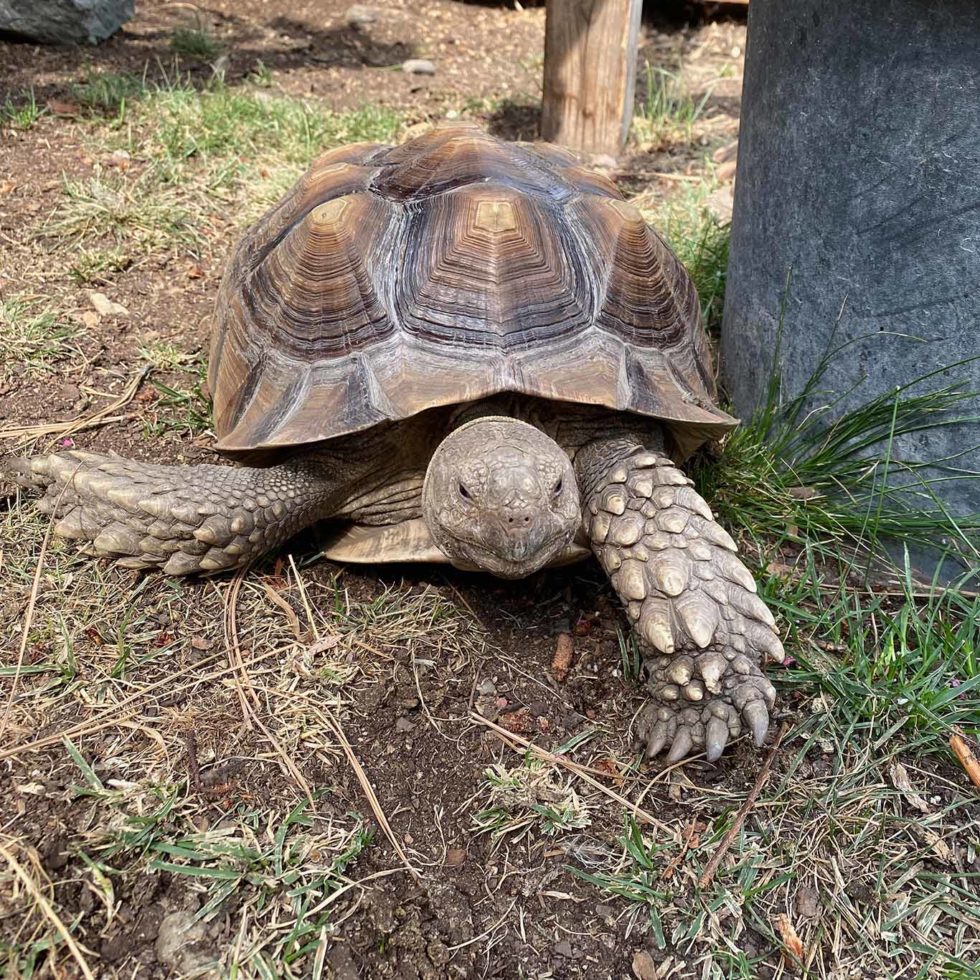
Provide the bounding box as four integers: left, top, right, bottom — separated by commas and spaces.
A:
3, 3, 976, 980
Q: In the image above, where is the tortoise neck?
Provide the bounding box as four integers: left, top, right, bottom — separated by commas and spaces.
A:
447, 396, 666, 462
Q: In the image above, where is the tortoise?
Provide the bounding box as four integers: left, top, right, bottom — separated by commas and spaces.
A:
4, 124, 782, 763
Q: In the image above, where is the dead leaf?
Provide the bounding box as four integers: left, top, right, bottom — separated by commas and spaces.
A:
766, 561, 796, 578
775, 913, 805, 961
788, 486, 820, 500
47, 98, 82, 117
631, 950, 659, 980
497, 708, 533, 735
921, 828, 952, 863
712, 139, 738, 164
190, 636, 214, 651
889, 761, 931, 813
445, 848, 466, 867
551, 631, 574, 681
592, 757, 625, 786
80, 310, 101, 330
87, 291, 129, 317
0, 180, 15, 194
308, 634, 341, 655
716, 159, 737, 181
185, 262, 205, 279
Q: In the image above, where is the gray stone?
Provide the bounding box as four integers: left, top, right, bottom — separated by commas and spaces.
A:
155, 910, 216, 977
345, 5, 381, 30
401, 59, 436, 76
0, 0, 133, 44
723, 0, 980, 561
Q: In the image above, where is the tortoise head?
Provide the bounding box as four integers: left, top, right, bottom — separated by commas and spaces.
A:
422, 418, 581, 579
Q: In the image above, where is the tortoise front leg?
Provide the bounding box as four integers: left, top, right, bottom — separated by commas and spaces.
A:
3, 451, 343, 575
576, 439, 783, 762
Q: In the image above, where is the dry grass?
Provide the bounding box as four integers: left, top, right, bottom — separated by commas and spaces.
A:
573, 738, 980, 978
0, 296, 82, 383
0, 493, 491, 974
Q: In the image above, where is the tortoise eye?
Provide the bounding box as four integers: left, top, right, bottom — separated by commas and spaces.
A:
553, 478, 563, 496
458, 482, 472, 500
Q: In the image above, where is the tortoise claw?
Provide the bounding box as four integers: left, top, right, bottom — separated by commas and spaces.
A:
705, 716, 729, 762
645, 728, 669, 759
743, 700, 770, 746
666, 728, 693, 763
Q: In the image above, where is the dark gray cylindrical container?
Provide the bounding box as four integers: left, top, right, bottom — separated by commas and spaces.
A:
722, 0, 980, 542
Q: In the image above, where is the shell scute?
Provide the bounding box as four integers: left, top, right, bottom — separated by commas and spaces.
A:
371, 127, 571, 203
394, 184, 589, 348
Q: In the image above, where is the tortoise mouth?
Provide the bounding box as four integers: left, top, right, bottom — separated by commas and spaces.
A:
446, 528, 577, 579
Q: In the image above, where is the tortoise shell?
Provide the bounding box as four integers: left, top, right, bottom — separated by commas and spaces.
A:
209, 123, 735, 459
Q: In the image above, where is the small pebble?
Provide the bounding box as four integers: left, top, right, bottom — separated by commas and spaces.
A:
346, 4, 380, 29
402, 59, 436, 75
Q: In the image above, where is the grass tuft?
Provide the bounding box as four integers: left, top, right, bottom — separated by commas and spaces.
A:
0, 296, 81, 380
0, 89, 43, 130
145, 85, 401, 169
633, 64, 714, 147
70, 69, 147, 117
700, 345, 980, 568
68, 245, 133, 285
52, 173, 199, 251
473, 756, 591, 844
138, 344, 211, 437
170, 23, 222, 61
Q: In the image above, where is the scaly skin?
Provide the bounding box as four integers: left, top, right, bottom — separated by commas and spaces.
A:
575, 438, 783, 762
2, 451, 343, 574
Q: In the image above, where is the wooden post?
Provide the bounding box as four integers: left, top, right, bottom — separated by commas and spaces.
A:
541, 0, 643, 157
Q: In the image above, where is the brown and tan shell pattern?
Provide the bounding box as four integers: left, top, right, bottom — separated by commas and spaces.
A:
209, 123, 735, 459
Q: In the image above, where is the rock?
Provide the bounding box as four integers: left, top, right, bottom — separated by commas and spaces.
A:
395, 716, 415, 732
402, 59, 436, 75
795, 884, 820, 918
345, 4, 380, 30
155, 910, 215, 976
590, 154, 618, 170
87, 291, 128, 317
102, 149, 131, 169
0, 0, 134, 44
703, 185, 734, 224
